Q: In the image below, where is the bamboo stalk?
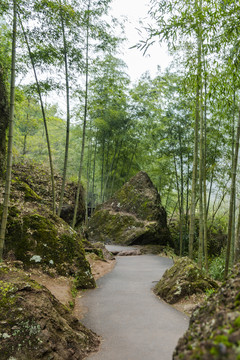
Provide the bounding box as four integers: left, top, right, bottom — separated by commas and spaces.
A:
0, 0, 17, 261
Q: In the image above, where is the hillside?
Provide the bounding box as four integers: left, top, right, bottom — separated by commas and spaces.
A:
0, 160, 102, 359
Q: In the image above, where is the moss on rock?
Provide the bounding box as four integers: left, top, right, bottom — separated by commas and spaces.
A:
4, 210, 95, 289
88, 172, 172, 246
83, 240, 115, 261
13, 179, 42, 202
0, 264, 99, 360
173, 263, 240, 359
88, 209, 147, 245
154, 257, 218, 304
0, 160, 95, 290
11, 161, 85, 226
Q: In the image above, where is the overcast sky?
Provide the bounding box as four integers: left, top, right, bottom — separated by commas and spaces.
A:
109, 0, 170, 82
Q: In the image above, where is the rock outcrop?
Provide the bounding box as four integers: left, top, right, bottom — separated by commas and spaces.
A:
0, 161, 95, 289
154, 257, 218, 304
0, 263, 99, 360
12, 162, 85, 226
174, 264, 240, 360
87, 171, 172, 246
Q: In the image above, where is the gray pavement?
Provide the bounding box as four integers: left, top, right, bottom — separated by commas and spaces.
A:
80, 246, 189, 360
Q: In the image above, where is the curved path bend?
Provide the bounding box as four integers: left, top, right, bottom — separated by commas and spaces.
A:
78, 246, 189, 360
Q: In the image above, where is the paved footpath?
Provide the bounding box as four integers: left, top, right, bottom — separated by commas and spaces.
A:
79, 245, 189, 360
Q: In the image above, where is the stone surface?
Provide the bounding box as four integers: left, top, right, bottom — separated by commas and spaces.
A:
83, 240, 115, 261
0, 264, 99, 360
154, 257, 218, 304
11, 161, 85, 226
0, 161, 95, 289
173, 263, 240, 360
87, 171, 172, 246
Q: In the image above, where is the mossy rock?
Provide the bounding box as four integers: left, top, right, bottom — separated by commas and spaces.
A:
13, 179, 42, 202
173, 263, 240, 360
88, 171, 172, 246
88, 209, 147, 245
83, 240, 114, 261
154, 257, 218, 304
105, 172, 165, 222
0, 264, 99, 360
0, 160, 94, 289
4, 210, 95, 289
11, 161, 85, 226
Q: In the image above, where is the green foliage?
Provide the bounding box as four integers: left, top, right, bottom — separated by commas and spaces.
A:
209, 251, 226, 281
207, 216, 228, 257
0, 280, 16, 308
233, 316, 240, 328
1, 0, 239, 276
14, 180, 42, 201
205, 288, 216, 298
0, 21, 11, 73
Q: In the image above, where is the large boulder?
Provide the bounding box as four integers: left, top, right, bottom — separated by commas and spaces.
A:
154, 257, 218, 304
0, 161, 95, 289
0, 263, 99, 360
87, 171, 172, 246
12, 161, 85, 226
173, 264, 240, 359
3, 207, 95, 289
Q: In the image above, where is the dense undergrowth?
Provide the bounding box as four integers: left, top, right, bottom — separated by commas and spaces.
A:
169, 217, 228, 282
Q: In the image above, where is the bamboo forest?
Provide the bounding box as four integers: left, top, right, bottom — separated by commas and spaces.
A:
1, 1, 240, 360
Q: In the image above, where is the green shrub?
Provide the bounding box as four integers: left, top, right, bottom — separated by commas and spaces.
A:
209, 252, 225, 281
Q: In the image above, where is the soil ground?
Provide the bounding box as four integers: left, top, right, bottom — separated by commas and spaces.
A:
171, 293, 206, 316
86, 255, 116, 281
30, 258, 116, 309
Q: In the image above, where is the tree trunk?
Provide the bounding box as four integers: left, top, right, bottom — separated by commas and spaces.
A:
165, 180, 173, 212
0, 66, 9, 177
58, 0, 71, 217
110, 144, 122, 196
125, 142, 138, 182
91, 139, 97, 212
0, 0, 17, 261
198, 79, 204, 269
102, 140, 120, 202
225, 106, 240, 278
85, 129, 93, 223
100, 140, 105, 201
22, 134, 27, 155
178, 128, 184, 256
234, 207, 240, 264
231, 89, 236, 266
203, 68, 208, 272
72, 0, 91, 229
18, 13, 56, 214
173, 153, 182, 255
189, 0, 201, 259
185, 151, 190, 232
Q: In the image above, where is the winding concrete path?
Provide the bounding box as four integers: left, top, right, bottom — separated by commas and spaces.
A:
79, 246, 189, 360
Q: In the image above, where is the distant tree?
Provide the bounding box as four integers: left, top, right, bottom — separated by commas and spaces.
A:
15, 93, 41, 155
87, 54, 130, 204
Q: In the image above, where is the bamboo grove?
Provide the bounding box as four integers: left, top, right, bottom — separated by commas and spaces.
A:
0, 0, 240, 279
